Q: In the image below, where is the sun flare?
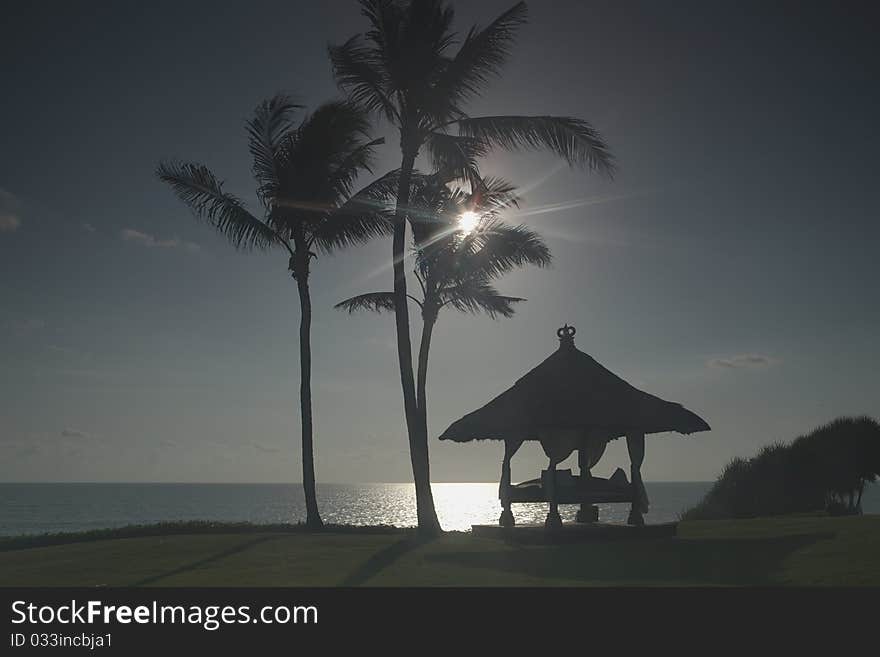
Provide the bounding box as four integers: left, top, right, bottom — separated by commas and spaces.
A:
456, 210, 480, 235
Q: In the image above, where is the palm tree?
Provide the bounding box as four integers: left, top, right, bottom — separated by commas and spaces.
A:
330, 0, 615, 534
156, 96, 392, 528
336, 175, 550, 496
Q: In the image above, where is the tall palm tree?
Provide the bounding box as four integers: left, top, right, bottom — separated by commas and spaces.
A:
330, 0, 614, 534
336, 176, 550, 497
156, 96, 391, 528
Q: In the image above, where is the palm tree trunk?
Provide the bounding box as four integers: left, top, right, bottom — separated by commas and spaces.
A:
414, 312, 442, 530
295, 265, 323, 529
393, 149, 441, 536
416, 310, 436, 419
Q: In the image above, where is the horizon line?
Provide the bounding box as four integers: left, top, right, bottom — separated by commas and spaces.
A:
0, 480, 715, 485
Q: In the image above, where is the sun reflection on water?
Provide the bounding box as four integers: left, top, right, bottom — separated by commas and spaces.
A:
0, 482, 731, 536
318, 483, 632, 531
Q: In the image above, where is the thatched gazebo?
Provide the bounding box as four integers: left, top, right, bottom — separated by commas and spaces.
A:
439, 325, 710, 529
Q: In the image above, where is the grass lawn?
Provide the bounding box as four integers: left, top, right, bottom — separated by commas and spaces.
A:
1, 515, 878, 586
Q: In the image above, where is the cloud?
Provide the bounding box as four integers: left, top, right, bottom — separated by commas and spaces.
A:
61, 428, 90, 439
120, 228, 199, 252
708, 354, 776, 369
0, 189, 22, 233
0, 213, 20, 232
253, 443, 281, 454
82, 223, 96, 233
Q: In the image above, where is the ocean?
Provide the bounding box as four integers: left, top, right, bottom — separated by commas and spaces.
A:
1, 482, 877, 537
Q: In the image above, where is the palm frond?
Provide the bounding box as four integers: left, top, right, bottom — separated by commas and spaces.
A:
246, 95, 301, 203
311, 204, 392, 255
440, 278, 524, 319
424, 132, 487, 187
397, 0, 456, 89
458, 221, 551, 279
283, 101, 374, 183
334, 291, 397, 314
328, 36, 398, 121
471, 176, 520, 214
406, 175, 460, 242
156, 161, 279, 251
456, 115, 616, 176
351, 168, 404, 202
286, 110, 382, 218
401, 0, 456, 54
308, 167, 400, 254
359, 0, 404, 64
431, 2, 528, 109
268, 102, 385, 241
326, 136, 385, 201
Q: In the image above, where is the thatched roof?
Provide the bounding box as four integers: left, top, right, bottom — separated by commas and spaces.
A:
438, 325, 710, 443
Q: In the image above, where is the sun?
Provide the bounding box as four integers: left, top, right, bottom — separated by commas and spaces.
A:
456, 210, 480, 235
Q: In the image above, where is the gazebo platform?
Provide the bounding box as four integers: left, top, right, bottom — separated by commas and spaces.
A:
471, 521, 678, 543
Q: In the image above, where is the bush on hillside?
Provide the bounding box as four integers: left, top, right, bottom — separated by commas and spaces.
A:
683, 416, 880, 521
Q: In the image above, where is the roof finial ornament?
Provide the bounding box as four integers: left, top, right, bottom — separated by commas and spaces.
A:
557, 324, 576, 349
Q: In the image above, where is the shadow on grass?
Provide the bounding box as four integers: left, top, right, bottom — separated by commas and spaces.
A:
129, 535, 284, 586
0, 521, 408, 553
426, 533, 836, 585
340, 537, 432, 586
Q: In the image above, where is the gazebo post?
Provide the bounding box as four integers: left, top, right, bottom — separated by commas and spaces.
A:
576, 447, 599, 524
544, 459, 563, 530
626, 431, 648, 526
498, 439, 518, 527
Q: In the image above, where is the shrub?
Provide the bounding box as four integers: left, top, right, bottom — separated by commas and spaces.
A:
683, 416, 880, 521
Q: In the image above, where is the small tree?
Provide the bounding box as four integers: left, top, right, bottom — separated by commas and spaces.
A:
813, 417, 880, 512
157, 97, 392, 528
683, 416, 880, 520
337, 175, 550, 449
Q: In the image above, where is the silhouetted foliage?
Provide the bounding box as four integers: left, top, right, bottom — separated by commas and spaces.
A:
336, 175, 549, 321
336, 175, 550, 449
330, 0, 614, 535
683, 416, 880, 520
157, 97, 391, 529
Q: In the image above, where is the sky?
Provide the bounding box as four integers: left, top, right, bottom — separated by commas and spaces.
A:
1, 0, 878, 484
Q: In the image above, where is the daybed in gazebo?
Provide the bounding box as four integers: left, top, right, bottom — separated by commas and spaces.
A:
438, 325, 710, 529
